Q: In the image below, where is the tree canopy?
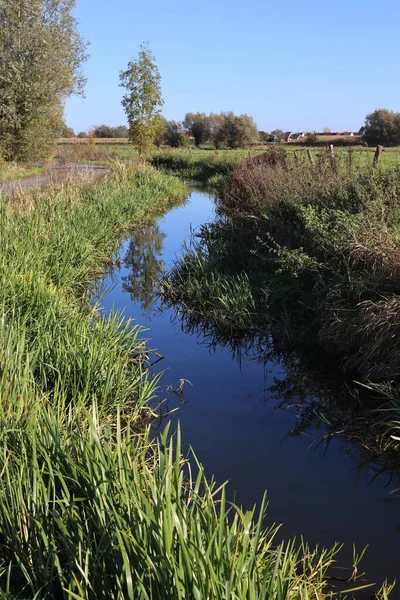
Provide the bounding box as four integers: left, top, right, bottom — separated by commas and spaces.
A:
363, 109, 400, 146
120, 43, 164, 155
0, 0, 88, 160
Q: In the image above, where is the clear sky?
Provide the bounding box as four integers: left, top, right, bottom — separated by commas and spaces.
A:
65, 0, 400, 134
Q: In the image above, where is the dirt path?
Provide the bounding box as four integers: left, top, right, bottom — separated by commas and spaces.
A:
0, 163, 109, 197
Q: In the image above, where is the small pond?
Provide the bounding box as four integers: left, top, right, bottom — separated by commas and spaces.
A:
99, 187, 399, 594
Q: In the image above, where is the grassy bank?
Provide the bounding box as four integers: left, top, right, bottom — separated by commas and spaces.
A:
0, 162, 369, 598
161, 151, 400, 444
0, 160, 44, 182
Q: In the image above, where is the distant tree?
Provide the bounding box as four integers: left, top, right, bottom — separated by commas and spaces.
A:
112, 125, 128, 138
120, 43, 164, 156
94, 125, 129, 138
0, 0, 88, 161
271, 129, 285, 140
94, 125, 113, 138
363, 109, 400, 146
77, 131, 88, 138
323, 126, 331, 134
221, 112, 259, 148
209, 113, 226, 149
165, 120, 193, 147
183, 113, 211, 147
259, 131, 270, 143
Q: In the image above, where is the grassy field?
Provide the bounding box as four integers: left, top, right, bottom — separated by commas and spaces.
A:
55, 140, 400, 170
0, 161, 376, 598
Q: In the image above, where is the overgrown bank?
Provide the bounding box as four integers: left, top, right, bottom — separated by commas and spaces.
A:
0, 163, 367, 598
160, 151, 400, 443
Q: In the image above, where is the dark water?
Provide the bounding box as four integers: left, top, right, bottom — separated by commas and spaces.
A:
100, 189, 399, 593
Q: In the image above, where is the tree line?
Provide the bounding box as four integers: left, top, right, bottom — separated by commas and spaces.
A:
156, 112, 259, 149
62, 114, 261, 149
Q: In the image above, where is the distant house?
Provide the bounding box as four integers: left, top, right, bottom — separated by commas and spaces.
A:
285, 132, 305, 142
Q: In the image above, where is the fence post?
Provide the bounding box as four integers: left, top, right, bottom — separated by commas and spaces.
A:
307, 148, 314, 165
347, 149, 353, 173
329, 144, 336, 172
373, 145, 383, 168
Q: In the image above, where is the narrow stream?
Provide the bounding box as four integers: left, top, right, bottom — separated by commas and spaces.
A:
100, 188, 399, 593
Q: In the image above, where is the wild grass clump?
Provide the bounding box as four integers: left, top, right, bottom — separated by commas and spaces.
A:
162, 150, 400, 384
0, 383, 346, 599
0, 163, 186, 409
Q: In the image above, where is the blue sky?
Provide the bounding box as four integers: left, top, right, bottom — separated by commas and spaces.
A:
65, 0, 400, 133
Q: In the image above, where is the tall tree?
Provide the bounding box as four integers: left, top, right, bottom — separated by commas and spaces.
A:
220, 112, 258, 148
0, 0, 88, 160
120, 43, 164, 156
183, 112, 211, 147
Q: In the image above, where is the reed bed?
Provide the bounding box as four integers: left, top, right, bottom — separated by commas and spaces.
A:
0, 162, 369, 598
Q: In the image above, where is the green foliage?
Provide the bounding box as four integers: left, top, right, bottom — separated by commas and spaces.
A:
363, 108, 400, 146
120, 43, 164, 156
183, 112, 211, 147
56, 119, 76, 138
161, 152, 400, 384
153, 115, 168, 148
94, 124, 129, 138
77, 131, 89, 138
217, 112, 259, 148
151, 152, 239, 183
259, 131, 270, 143
0, 0, 88, 161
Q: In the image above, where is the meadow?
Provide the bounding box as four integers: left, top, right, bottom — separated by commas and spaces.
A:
0, 161, 374, 599
54, 139, 400, 170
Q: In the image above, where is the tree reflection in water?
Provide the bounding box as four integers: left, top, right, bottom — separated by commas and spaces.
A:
122, 225, 166, 317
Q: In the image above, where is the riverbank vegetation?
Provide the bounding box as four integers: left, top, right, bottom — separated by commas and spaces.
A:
161, 149, 400, 444
0, 162, 372, 598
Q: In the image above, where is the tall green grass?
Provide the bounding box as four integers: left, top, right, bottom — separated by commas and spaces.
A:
0, 163, 384, 597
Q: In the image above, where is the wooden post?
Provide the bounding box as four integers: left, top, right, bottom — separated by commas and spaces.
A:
329, 144, 336, 172
307, 148, 314, 165
373, 145, 383, 168
347, 149, 353, 172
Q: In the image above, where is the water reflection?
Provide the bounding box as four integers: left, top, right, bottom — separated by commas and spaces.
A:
122, 224, 166, 317
163, 300, 400, 500
102, 189, 399, 590
118, 200, 400, 502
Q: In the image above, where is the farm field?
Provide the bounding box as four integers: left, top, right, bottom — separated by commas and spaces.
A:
55, 140, 400, 169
